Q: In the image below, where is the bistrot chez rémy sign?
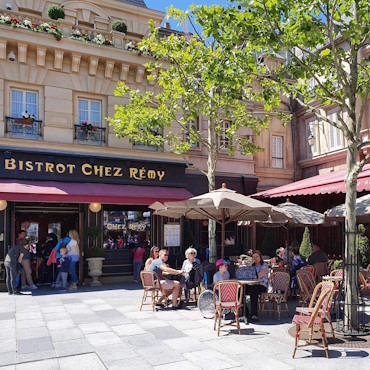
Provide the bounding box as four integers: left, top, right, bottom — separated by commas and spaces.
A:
0, 150, 187, 187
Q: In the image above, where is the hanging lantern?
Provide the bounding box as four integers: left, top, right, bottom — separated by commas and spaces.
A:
89, 202, 102, 213
0, 200, 7, 211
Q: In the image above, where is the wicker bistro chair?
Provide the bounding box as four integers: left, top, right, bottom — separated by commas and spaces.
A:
260, 271, 290, 320
359, 271, 370, 291
213, 280, 243, 336
296, 281, 335, 338
314, 262, 329, 282
296, 270, 316, 307
140, 271, 170, 311
301, 265, 316, 285
292, 287, 332, 359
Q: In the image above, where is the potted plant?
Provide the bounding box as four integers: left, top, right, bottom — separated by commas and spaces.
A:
85, 226, 105, 286
111, 20, 127, 34
48, 4, 65, 20
14, 111, 35, 124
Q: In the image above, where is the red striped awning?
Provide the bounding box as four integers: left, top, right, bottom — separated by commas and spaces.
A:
254, 164, 370, 199
0, 179, 192, 205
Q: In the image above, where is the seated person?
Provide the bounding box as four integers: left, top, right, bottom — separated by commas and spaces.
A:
290, 246, 307, 289
147, 249, 185, 310
213, 259, 230, 283
144, 246, 160, 271
181, 247, 201, 279
307, 243, 329, 265
245, 251, 268, 321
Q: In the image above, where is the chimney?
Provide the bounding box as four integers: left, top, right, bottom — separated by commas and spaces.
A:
165, 22, 170, 29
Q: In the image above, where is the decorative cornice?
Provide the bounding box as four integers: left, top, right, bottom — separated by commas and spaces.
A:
89, 56, 99, 76
71, 53, 81, 73
135, 66, 145, 83
120, 63, 130, 81
54, 50, 64, 70
36, 47, 47, 67
105, 60, 115, 78
17, 43, 27, 63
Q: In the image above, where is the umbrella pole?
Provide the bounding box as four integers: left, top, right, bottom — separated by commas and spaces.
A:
221, 209, 226, 259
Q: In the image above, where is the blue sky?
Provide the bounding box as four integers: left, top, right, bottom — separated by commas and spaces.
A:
145, 1, 231, 31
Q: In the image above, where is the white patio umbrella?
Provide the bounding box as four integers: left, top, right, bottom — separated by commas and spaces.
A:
149, 183, 287, 258
326, 193, 370, 219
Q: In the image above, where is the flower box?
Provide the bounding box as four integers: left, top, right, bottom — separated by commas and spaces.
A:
13, 118, 33, 125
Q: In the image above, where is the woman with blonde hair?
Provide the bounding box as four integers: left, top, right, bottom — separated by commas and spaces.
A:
66, 229, 80, 290
181, 247, 200, 301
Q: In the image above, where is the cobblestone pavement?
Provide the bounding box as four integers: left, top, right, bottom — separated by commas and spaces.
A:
0, 284, 369, 370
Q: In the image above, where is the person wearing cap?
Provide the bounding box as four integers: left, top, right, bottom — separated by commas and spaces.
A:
213, 259, 230, 283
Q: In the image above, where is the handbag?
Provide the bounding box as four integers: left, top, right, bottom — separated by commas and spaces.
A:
236, 266, 258, 280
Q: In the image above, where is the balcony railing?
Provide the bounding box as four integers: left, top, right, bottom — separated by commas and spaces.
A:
5, 116, 42, 140
74, 124, 106, 146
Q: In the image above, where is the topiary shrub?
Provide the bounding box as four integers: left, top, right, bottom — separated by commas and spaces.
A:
300, 227, 313, 258
260, 228, 277, 257
48, 4, 65, 20
111, 20, 127, 34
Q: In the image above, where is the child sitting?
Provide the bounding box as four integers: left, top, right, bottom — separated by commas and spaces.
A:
213, 259, 230, 283
55, 247, 71, 292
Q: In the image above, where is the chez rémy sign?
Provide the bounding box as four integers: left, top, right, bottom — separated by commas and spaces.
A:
0, 150, 187, 187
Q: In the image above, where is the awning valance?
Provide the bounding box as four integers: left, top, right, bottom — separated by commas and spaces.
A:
0, 179, 193, 205
253, 164, 370, 199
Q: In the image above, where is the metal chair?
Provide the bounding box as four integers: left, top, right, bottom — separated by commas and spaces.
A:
213, 280, 243, 336
260, 271, 290, 320
359, 271, 370, 291
140, 271, 169, 311
296, 281, 335, 338
292, 287, 332, 359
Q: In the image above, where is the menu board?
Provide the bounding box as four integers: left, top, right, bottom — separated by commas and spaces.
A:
164, 224, 180, 247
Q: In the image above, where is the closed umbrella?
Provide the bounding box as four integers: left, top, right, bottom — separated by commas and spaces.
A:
150, 183, 287, 258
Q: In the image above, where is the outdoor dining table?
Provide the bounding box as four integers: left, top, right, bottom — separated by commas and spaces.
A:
322, 275, 342, 282
237, 278, 263, 323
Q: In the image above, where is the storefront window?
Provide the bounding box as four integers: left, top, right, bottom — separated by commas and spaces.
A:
103, 210, 150, 250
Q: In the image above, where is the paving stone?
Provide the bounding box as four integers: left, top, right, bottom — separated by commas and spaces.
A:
162, 337, 204, 353
0, 338, 16, 354
135, 345, 185, 366
94, 343, 136, 362
91, 304, 114, 311
49, 328, 84, 342
46, 319, 75, 330
202, 338, 254, 356
111, 323, 147, 336
16, 358, 60, 370
125, 311, 156, 320
16, 319, 46, 329
0, 328, 16, 340
148, 326, 187, 340
53, 338, 93, 357
17, 326, 50, 340
0, 352, 16, 367
94, 309, 121, 318
153, 361, 202, 370
17, 336, 53, 354
58, 353, 106, 370
138, 319, 169, 330
104, 358, 152, 370
126, 333, 159, 349
16, 311, 42, 320
0, 312, 15, 320
59, 298, 82, 304
101, 316, 133, 327
85, 332, 122, 346
16, 349, 57, 364
233, 351, 295, 370
183, 349, 240, 370
41, 306, 66, 314
71, 314, 100, 324
78, 322, 111, 334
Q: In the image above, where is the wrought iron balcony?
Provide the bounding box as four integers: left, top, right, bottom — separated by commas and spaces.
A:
74, 124, 106, 146
5, 116, 42, 140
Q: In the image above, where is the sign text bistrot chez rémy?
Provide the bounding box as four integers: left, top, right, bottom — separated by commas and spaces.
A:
0, 150, 187, 187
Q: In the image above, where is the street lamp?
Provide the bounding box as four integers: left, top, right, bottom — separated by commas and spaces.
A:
89, 202, 102, 213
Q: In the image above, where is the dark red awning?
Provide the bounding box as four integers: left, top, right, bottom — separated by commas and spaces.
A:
0, 179, 193, 205
254, 164, 370, 199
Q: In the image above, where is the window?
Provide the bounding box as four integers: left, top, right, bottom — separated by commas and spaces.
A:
328, 112, 343, 150
220, 120, 231, 149
185, 117, 199, 148
272, 135, 284, 168
135, 126, 161, 152
11, 89, 38, 118
78, 98, 101, 126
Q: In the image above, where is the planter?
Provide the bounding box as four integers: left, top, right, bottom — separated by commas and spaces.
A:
13, 118, 33, 125
86, 257, 105, 286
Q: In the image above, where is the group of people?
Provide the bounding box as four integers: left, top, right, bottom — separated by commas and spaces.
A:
4, 229, 80, 294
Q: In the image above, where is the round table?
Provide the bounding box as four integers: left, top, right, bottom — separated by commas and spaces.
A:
322, 275, 342, 282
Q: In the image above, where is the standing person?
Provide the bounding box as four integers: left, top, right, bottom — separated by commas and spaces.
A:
245, 250, 268, 321
20, 239, 38, 290
4, 240, 26, 294
16, 229, 27, 246
66, 229, 80, 290
117, 235, 124, 249
145, 246, 160, 271
56, 247, 71, 292
132, 244, 145, 282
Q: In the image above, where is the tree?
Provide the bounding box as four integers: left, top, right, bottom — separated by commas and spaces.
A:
299, 227, 313, 259
260, 228, 277, 257
109, 5, 281, 263
235, 0, 370, 330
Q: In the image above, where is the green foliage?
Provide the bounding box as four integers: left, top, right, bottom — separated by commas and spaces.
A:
357, 224, 370, 269
260, 228, 277, 257
111, 20, 127, 34
47, 4, 65, 20
333, 259, 343, 270
300, 227, 313, 258
85, 247, 104, 258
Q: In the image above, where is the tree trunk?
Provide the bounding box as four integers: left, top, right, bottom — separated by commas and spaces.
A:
207, 106, 218, 262
344, 144, 359, 331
